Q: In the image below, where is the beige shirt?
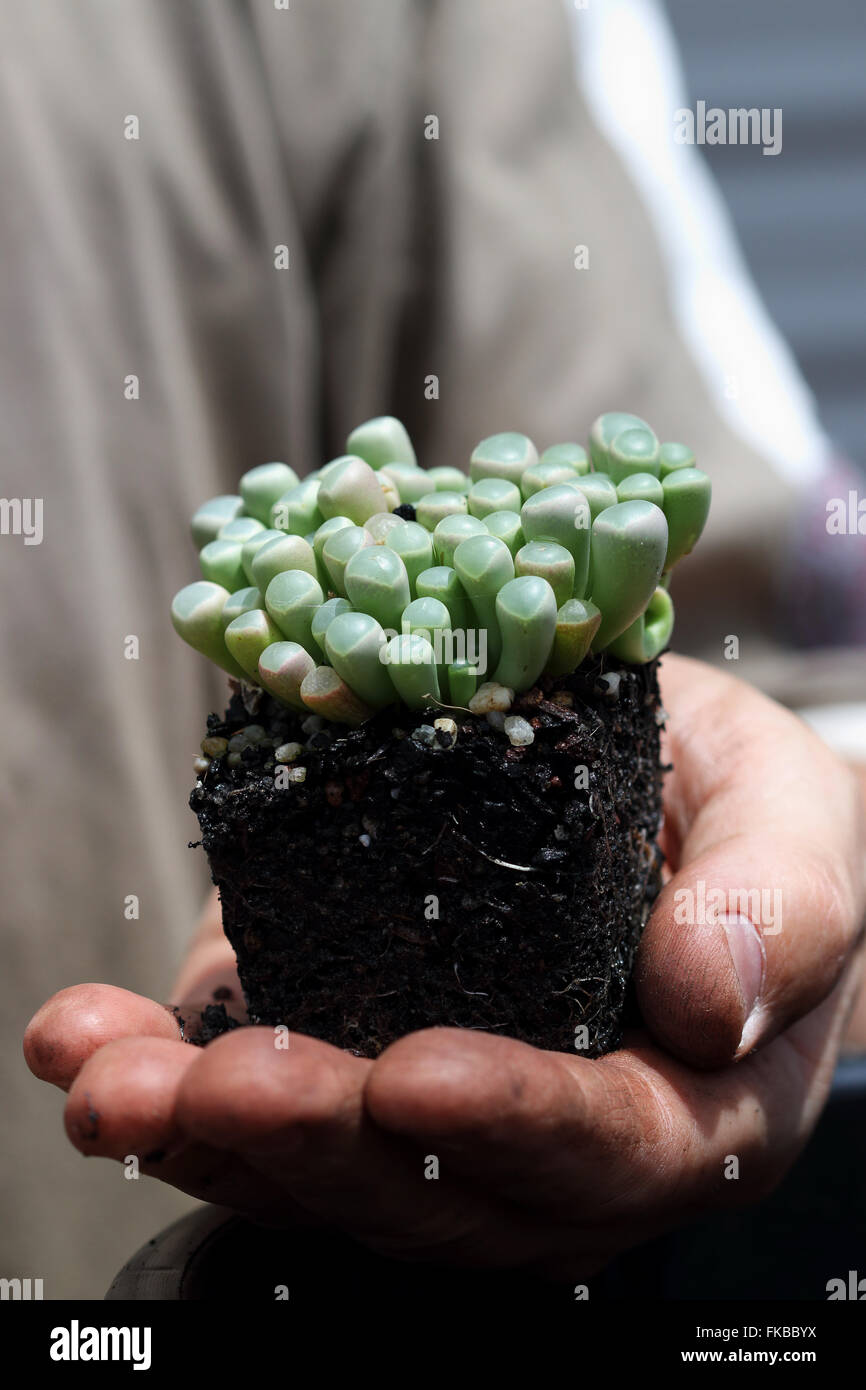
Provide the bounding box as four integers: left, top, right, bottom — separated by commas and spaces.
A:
1, 0, 862, 1296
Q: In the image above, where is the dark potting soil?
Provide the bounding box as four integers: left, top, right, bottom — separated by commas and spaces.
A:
178, 1002, 243, 1046
190, 654, 666, 1058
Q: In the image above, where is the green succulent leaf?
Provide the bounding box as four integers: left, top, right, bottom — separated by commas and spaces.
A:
519, 484, 591, 598
588, 500, 668, 649
492, 575, 558, 690
661, 467, 712, 572
615, 472, 665, 508
446, 660, 478, 706
270, 477, 324, 535
171, 581, 246, 678
364, 511, 405, 545
239, 463, 299, 525
221, 586, 264, 632
312, 515, 354, 589
539, 442, 589, 474
415, 566, 472, 631
264, 569, 325, 658
250, 533, 317, 591
544, 598, 602, 676
384, 633, 441, 710
346, 415, 416, 471
432, 513, 488, 567
321, 524, 374, 596
469, 432, 537, 485
257, 641, 316, 711
416, 490, 469, 531
605, 585, 674, 663
310, 596, 354, 651
318, 456, 392, 525
344, 545, 411, 630
607, 427, 661, 485
323, 610, 395, 708
573, 473, 619, 523
384, 520, 434, 597
401, 595, 452, 638
401, 595, 452, 697
521, 457, 586, 500
199, 539, 246, 593
515, 540, 575, 608
482, 510, 525, 557
218, 516, 266, 546
659, 441, 696, 478
467, 477, 523, 520
379, 463, 430, 504
241, 528, 292, 584
224, 608, 284, 680
191, 495, 245, 549
588, 411, 651, 472
299, 665, 375, 726
453, 533, 515, 672
425, 466, 471, 495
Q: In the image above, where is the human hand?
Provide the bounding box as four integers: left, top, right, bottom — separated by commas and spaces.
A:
24, 655, 866, 1276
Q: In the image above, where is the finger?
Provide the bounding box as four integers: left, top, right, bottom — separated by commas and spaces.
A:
641, 656, 866, 1065
366, 1027, 657, 1209
171, 888, 240, 1006
65, 1035, 199, 1158
64, 1035, 300, 1216
367, 964, 859, 1257
174, 1027, 371, 1155
175, 1027, 537, 1265
24, 984, 182, 1091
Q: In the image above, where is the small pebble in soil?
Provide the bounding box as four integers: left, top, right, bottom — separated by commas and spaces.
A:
504, 715, 535, 747
275, 741, 303, 763
301, 715, 324, 735
486, 710, 506, 731
412, 724, 437, 746
359, 833, 371, 847
597, 672, 621, 699
193, 755, 211, 774
286, 766, 307, 783
242, 724, 267, 744
228, 732, 249, 753
469, 681, 514, 715
434, 717, 458, 744
201, 736, 228, 758
227, 752, 243, 768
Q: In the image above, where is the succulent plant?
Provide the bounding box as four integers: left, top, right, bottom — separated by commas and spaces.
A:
172, 412, 710, 723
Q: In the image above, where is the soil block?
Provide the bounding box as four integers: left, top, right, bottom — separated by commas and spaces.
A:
190, 653, 666, 1057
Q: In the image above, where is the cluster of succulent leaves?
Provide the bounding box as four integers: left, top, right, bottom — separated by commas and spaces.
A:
171, 413, 710, 725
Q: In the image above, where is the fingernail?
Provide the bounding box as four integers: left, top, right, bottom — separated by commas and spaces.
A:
720, 912, 766, 1053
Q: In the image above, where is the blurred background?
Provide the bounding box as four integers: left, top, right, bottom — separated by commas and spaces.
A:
667, 0, 865, 477
1, 0, 863, 1300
